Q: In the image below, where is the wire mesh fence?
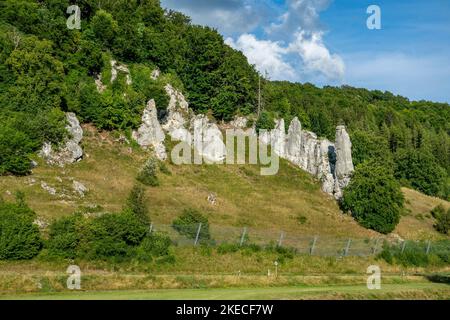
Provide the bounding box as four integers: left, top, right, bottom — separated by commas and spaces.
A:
146, 223, 450, 258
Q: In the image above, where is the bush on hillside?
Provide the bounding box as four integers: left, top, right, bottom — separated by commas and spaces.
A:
137, 157, 159, 187
125, 184, 150, 225
0, 193, 42, 260
135, 232, 172, 262
255, 111, 275, 133
172, 209, 211, 241
431, 205, 450, 235
80, 212, 148, 260
342, 161, 404, 234
46, 213, 85, 259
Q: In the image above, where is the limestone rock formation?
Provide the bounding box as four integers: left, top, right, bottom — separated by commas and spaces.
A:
162, 84, 192, 145
73, 180, 88, 197
191, 115, 226, 163
230, 116, 248, 129
271, 119, 286, 158
260, 118, 354, 199
132, 99, 167, 160
151, 69, 161, 80
40, 181, 56, 195
333, 126, 355, 198
285, 117, 302, 165
110, 59, 132, 85
94, 74, 106, 93
39, 113, 84, 166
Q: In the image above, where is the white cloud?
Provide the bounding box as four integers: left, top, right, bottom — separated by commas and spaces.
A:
267, 0, 331, 37
161, 0, 273, 35
225, 34, 297, 80
162, 0, 345, 83
288, 31, 345, 80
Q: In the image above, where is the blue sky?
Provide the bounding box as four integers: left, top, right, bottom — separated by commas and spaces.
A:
160, 0, 450, 103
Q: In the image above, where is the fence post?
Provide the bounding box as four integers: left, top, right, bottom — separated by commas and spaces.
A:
372, 238, 381, 255
426, 240, 432, 255
310, 236, 318, 255
240, 227, 247, 246
344, 239, 352, 256
401, 241, 407, 253
278, 231, 284, 247
149, 223, 153, 234
194, 223, 202, 246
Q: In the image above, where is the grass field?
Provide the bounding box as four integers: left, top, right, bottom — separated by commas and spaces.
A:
2, 282, 449, 300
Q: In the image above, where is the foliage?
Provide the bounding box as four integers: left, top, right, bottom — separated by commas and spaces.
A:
255, 111, 275, 133
0, 193, 41, 260
135, 232, 172, 262
431, 205, 450, 235
80, 212, 148, 260
136, 157, 159, 187
342, 161, 404, 234
172, 208, 211, 241
46, 213, 84, 259
394, 149, 447, 198
125, 184, 150, 225
379, 240, 450, 267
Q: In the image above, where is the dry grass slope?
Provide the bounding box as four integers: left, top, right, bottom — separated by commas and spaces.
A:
0, 125, 448, 240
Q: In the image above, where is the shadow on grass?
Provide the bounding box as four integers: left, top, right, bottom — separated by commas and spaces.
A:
426, 274, 450, 284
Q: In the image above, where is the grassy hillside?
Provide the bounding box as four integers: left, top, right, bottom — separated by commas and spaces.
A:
1, 125, 448, 241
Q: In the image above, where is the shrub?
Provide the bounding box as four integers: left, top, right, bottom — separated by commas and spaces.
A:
255, 111, 275, 133
158, 161, 171, 175
172, 209, 211, 241
46, 214, 85, 259
0, 194, 42, 260
378, 240, 450, 267
80, 212, 148, 260
0, 125, 34, 176
431, 205, 450, 235
137, 157, 159, 187
217, 243, 240, 255
135, 232, 172, 262
125, 184, 150, 225
342, 161, 404, 234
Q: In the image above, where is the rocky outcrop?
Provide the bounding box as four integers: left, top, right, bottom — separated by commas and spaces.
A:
191, 115, 227, 163
230, 116, 248, 129
285, 117, 302, 165
151, 69, 161, 80
271, 119, 286, 158
132, 99, 167, 161
162, 84, 192, 145
261, 117, 354, 199
39, 113, 83, 166
110, 60, 132, 85
73, 180, 88, 197
333, 125, 355, 198
95, 74, 106, 93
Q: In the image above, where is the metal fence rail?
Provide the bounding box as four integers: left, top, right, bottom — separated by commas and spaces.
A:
149, 223, 447, 257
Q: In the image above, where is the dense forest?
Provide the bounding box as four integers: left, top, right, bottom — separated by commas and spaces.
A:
0, 0, 449, 201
